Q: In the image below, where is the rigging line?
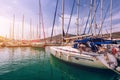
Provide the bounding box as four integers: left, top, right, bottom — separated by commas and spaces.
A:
39, 0, 46, 44
83, 0, 99, 35
66, 0, 75, 36
98, 3, 110, 35
83, 0, 94, 35
50, 0, 59, 41
83, 12, 90, 34
87, 0, 100, 34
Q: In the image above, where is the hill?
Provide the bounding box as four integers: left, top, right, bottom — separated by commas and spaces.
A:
41, 34, 75, 43
43, 31, 120, 43
104, 32, 120, 39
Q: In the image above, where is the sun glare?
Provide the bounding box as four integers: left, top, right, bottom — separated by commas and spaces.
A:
0, 16, 10, 37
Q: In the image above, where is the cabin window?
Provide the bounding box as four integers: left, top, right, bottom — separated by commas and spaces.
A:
75, 57, 79, 60
73, 43, 79, 49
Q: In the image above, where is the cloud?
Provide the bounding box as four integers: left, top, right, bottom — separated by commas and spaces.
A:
110, 23, 120, 33
45, 14, 88, 37
105, 11, 120, 22
0, 0, 120, 39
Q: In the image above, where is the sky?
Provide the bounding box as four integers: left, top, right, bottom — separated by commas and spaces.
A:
0, 0, 120, 40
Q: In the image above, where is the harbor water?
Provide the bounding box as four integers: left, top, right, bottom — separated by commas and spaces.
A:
0, 47, 120, 80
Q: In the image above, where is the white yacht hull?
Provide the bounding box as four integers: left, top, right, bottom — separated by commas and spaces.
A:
50, 46, 117, 69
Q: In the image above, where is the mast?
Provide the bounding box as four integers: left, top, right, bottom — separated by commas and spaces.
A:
37, 24, 39, 39
30, 19, 32, 40
100, 0, 103, 36
33, 25, 34, 39
62, 0, 64, 42
39, 0, 41, 40
39, 0, 46, 44
22, 15, 24, 40
17, 24, 19, 40
90, 0, 93, 35
50, 0, 59, 42
77, 0, 80, 35
12, 14, 15, 40
110, 0, 112, 39
18, 24, 20, 40
94, 0, 96, 36
9, 23, 12, 39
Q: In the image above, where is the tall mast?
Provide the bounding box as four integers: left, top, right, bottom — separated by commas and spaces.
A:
110, 0, 112, 39
77, 0, 80, 35
9, 23, 12, 39
39, 0, 46, 44
94, 0, 96, 36
12, 14, 15, 40
39, 0, 41, 40
33, 25, 34, 39
22, 15, 24, 40
37, 24, 39, 39
90, 0, 93, 35
100, 0, 103, 36
62, 0, 64, 42
17, 24, 19, 40
30, 19, 32, 40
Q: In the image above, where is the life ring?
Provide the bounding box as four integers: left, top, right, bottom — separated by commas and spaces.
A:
112, 47, 117, 55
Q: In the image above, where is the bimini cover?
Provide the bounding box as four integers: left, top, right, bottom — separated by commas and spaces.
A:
74, 37, 117, 44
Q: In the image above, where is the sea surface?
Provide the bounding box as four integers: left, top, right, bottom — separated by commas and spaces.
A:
0, 47, 120, 80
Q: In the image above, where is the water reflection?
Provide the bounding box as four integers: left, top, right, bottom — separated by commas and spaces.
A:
0, 47, 45, 75
0, 47, 119, 80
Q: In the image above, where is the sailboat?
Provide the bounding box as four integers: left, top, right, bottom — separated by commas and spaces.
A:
31, 0, 46, 48
50, 0, 120, 74
50, 37, 118, 69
